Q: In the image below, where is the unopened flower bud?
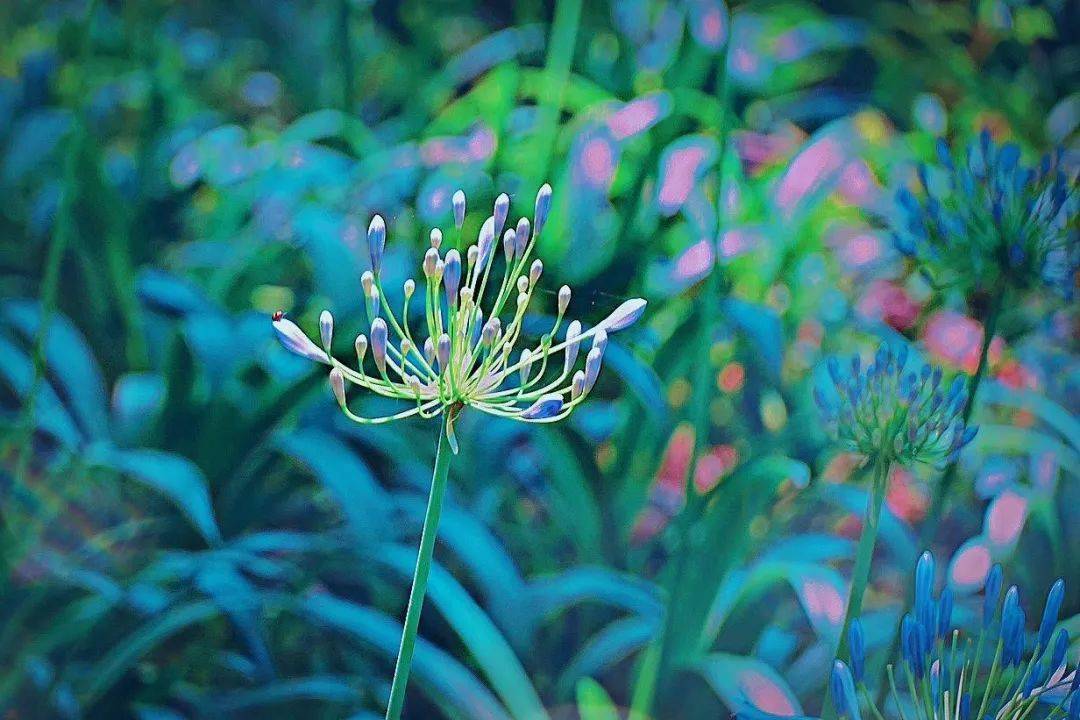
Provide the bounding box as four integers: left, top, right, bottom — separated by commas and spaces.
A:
452, 190, 466, 228
529, 259, 543, 285
329, 368, 346, 406
368, 215, 386, 273
514, 217, 530, 256
520, 349, 533, 385
429, 227, 443, 250
423, 248, 440, 277
583, 347, 602, 393
319, 310, 334, 348
516, 275, 529, 293
571, 370, 586, 400
493, 193, 509, 238
444, 249, 462, 302
361, 270, 374, 296
467, 245, 479, 268
558, 285, 571, 314
503, 228, 516, 261
437, 333, 451, 371
355, 334, 368, 363
564, 321, 582, 373
424, 337, 435, 364
403, 278, 415, 298
534, 183, 552, 236
371, 318, 388, 373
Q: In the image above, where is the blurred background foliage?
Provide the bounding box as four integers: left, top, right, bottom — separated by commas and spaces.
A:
0, 0, 1076, 718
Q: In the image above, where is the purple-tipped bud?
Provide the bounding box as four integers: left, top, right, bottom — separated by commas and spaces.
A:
361, 270, 374, 296
273, 316, 330, 364
849, 619, 865, 683
534, 183, 552, 236
430, 228, 443, 250
503, 228, 516, 261
519, 349, 534, 385
437, 333, 451, 372
564, 321, 582, 373
571, 371, 586, 400
558, 285, 571, 314
355, 334, 368, 363
593, 328, 608, 356
477, 216, 496, 269
444, 250, 462, 302
368, 215, 386, 273
514, 217, 530, 256
423, 248, 440, 277
404, 278, 416, 298
329, 368, 346, 407
467, 244, 479, 268
516, 275, 529, 294
1039, 579, 1065, 651
481, 318, 498, 346
423, 337, 435, 364
371, 318, 388, 373
319, 310, 334, 349
493, 193, 509, 238
452, 190, 466, 228
529, 259, 543, 285
521, 393, 563, 420
600, 298, 647, 332
583, 347, 603, 393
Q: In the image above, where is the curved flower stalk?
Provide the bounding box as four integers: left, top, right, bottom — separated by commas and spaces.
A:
272, 183, 646, 453
816, 345, 979, 703
271, 184, 646, 720
833, 551, 1077, 720
892, 130, 1079, 298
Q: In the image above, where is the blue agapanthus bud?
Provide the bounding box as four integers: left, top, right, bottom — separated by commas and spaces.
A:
1038, 579, 1065, 651
1051, 629, 1069, 672
983, 564, 1003, 628
444, 249, 462, 303
1023, 661, 1042, 698
600, 298, 647, 332
915, 551, 935, 625
849, 619, 865, 683
534, 183, 552, 236
514, 217, 530, 256
436, 333, 451, 373
521, 393, 563, 420
830, 660, 861, 720
273, 315, 331, 364
368, 214, 386, 273
477, 216, 496, 269
452, 189, 466, 228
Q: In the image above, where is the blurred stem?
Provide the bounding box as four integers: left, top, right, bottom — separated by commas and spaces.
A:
823, 452, 890, 720
5, 0, 100, 575
633, 38, 733, 717
337, 0, 354, 113
525, 0, 582, 194
923, 289, 1004, 534
384, 414, 453, 720
872, 283, 1006, 707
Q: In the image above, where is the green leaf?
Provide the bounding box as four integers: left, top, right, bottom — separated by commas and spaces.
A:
576, 677, 620, 720
299, 593, 510, 720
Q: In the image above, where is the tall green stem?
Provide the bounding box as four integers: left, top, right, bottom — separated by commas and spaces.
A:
924, 290, 1003, 532
384, 415, 453, 720
823, 452, 890, 720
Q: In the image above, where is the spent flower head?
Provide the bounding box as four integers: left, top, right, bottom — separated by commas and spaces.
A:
837, 551, 1076, 720
272, 184, 647, 451
891, 130, 1079, 298
815, 344, 978, 468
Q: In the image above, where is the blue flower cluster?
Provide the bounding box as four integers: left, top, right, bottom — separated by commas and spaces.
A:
815, 345, 978, 468
891, 130, 1078, 298
832, 551, 1077, 720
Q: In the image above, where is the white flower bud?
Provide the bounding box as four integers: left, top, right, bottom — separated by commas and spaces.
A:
429, 227, 443, 249
329, 368, 346, 406
558, 285, 571, 314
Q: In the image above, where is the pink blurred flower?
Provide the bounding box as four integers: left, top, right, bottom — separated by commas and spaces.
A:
923, 311, 1004, 373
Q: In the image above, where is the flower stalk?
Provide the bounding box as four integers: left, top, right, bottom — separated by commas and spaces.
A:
384, 411, 455, 720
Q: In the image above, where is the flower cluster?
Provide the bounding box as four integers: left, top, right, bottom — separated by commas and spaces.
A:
815, 344, 978, 468
833, 551, 1076, 720
272, 184, 647, 450
891, 130, 1079, 297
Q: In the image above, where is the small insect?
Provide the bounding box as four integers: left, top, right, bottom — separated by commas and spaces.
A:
272, 310, 285, 321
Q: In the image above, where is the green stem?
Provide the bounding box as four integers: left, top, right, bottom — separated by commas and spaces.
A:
823, 452, 891, 720
384, 414, 454, 720
337, 0, 354, 113
632, 39, 734, 717
924, 289, 1003, 533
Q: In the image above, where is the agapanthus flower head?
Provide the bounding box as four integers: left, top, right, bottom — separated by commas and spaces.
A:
851, 551, 1075, 720
272, 184, 647, 451
891, 129, 1079, 297
815, 344, 978, 467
